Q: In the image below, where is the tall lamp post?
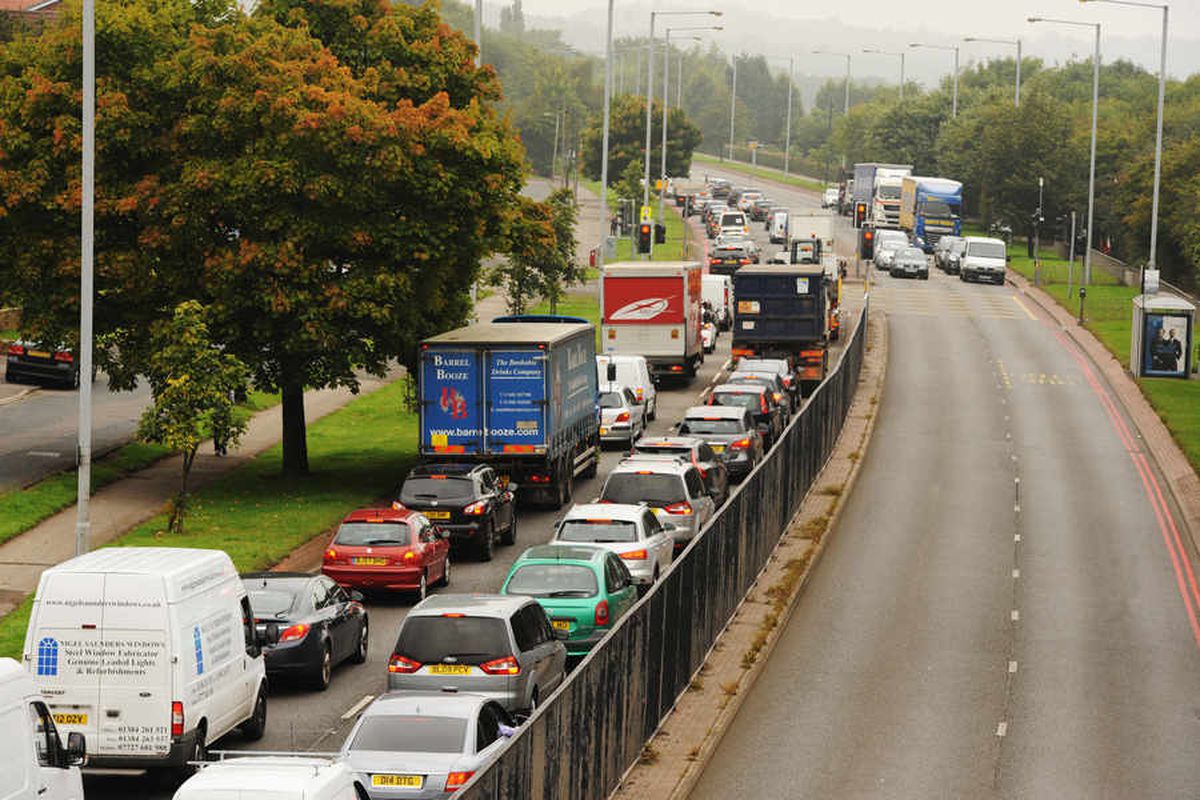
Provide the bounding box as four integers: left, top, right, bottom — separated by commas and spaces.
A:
1081, 0, 1168, 280
75, 0, 96, 556
727, 55, 737, 162
599, 0, 614, 265
760, 56, 796, 175
909, 41, 959, 117
660, 25, 722, 224
1028, 16, 1100, 285
963, 36, 1022, 106
861, 47, 906, 101
474, 0, 482, 66
812, 50, 851, 168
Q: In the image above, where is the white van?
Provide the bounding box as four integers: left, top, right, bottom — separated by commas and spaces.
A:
0, 658, 85, 800
702, 273, 733, 331
174, 755, 365, 800
959, 235, 1008, 284
596, 354, 657, 420
23, 548, 269, 771
769, 210, 789, 245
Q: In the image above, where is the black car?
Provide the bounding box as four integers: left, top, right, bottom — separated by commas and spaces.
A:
708, 242, 755, 275
5, 341, 80, 388
398, 462, 517, 561
243, 572, 369, 691
749, 199, 774, 222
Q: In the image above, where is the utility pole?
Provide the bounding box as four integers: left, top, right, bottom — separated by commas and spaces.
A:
76, 0, 96, 557
599, 0, 613, 264
727, 56, 737, 161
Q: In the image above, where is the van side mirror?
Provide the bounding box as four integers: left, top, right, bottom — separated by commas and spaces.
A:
606, 363, 617, 381
64, 732, 86, 767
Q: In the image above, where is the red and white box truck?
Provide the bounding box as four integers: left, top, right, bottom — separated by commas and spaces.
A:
600, 261, 704, 379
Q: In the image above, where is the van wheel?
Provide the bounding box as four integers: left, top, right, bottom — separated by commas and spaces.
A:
349, 619, 369, 664
176, 727, 206, 779
312, 643, 332, 691
240, 686, 268, 741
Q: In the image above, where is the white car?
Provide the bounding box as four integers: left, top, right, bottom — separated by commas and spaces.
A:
552, 503, 675, 587
822, 187, 839, 209
596, 354, 657, 420
599, 381, 646, 445
872, 229, 910, 270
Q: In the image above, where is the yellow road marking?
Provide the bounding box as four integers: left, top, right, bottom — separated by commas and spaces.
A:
1011, 295, 1038, 321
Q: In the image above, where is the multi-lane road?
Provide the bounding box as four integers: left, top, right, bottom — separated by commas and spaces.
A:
692, 167, 1200, 797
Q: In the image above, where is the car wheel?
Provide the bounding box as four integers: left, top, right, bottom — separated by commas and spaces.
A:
413, 573, 428, 604
3, 370, 17, 384
920, 272, 929, 280
312, 642, 332, 691
69, 369, 80, 390
349, 618, 369, 664
435, 555, 451, 587
500, 510, 517, 546
476, 522, 494, 561
240, 685, 268, 741
647, 399, 657, 421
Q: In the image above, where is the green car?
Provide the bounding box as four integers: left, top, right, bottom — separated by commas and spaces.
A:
500, 544, 639, 658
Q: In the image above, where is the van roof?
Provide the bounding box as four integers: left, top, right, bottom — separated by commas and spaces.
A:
44, 547, 234, 579
0, 657, 35, 708
180, 756, 350, 794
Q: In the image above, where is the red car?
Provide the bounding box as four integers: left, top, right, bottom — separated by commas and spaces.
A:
322, 507, 451, 601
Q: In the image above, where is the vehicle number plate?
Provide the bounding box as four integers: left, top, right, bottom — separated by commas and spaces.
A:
53, 713, 87, 725
551, 619, 571, 632
27, 350, 50, 359
424, 511, 451, 520
710, 445, 725, 453
429, 664, 472, 675
372, 775, 424, 788
352, 557, 388, 566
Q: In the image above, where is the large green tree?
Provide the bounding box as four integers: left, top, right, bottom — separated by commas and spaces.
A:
580, 93, 701, 186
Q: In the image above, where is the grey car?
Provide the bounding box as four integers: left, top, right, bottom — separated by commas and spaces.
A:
341, 691, 517, 799
386, 594, 567, 713
890, 246, 930, 279
598, 457, 716, 553
677, 405, 765, 483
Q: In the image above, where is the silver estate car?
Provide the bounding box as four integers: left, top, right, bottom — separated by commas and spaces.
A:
341, 691, 517, 799
386, 594, 567, 713
551, 502, 675, 587
598, 458, 716, 552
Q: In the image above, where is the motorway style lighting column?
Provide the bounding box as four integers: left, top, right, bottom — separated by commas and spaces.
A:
642, 10, 722, 251
599, 0, 614, 264
909, 42, 959, 117
728, 56, 737, 162
474, 0, 483, 66
660, 25, 722, 224
1029, 16, 1100, 285
861, 48, 906, 101
75, 0, 96, 556
761, 55, 796, 175
812, 50, 851, 168
963, 36, 1022, 106
1081, 0, 1168, 276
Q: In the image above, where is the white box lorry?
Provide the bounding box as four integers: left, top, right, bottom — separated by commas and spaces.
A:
1, 657, 85, 800
23, 548, 269, 771
601, 261, 704, 379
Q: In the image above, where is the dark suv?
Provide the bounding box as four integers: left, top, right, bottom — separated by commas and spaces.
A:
398, 463, 517, 561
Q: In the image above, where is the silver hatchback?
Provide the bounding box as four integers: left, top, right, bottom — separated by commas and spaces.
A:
386, 594, 567, 714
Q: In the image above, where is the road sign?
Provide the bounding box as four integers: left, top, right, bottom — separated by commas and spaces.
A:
640, 205, 652, 223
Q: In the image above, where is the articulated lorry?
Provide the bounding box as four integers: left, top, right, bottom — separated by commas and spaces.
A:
418, 320, 600, 508
731, 265, 832, 395
852, 162, 912, 229
899, 176, 963, 251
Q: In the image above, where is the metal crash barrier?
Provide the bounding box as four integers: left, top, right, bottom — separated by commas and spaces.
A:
460, 299, 870, 800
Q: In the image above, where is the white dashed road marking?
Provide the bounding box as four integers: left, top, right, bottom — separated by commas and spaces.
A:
341, 694, 375, 720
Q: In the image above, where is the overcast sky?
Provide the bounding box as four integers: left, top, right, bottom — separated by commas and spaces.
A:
509, 1, 1200, 83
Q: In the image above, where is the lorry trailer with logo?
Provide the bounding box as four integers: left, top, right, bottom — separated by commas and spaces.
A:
600, 261, 704, 379
418, 321, 600, 508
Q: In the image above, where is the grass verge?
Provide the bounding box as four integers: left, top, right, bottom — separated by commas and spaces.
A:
1006, 241, 1200, 474
692, 152, 826, 193
532, 292, 600, 350
0, 380, 415, 659
0, 391, 278, 549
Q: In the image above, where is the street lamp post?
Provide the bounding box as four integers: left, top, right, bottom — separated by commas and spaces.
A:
962, 36, 1022, 106
861, 48, 906, 101
728, 56, 737, 162
1028, 16, 1100, 285
812, 50, 851, 168
599, 0, 614, 264
909, 42, 959, 117
660, 25, 722, 225
1081, 0, 1168, 278
474, 0, 482, 66
76, 0, 96, 557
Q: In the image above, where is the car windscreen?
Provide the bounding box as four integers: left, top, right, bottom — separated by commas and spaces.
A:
400, 477, 474, 503
877, 235, 907, 249
897, 248, 925, 260
949, 239, 967, 254
599, 391, 623, 409
247, 589, 298, 620
505, 563, 599, 598
394, 616, 510, 665
601, 473, 686, 506
335, 521, 412, 546
557, 519, 639, 544
720, 213, 746, 227
710, 392, 759, 409
968, 242, 1007, 259
680, 418, 744, 435
348, 715, 467, 754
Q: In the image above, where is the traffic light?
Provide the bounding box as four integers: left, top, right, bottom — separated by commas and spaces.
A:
854, 202, 867, 228
637, 223, 653, 254
858, 226, 875, 260
654, 223, 666, 244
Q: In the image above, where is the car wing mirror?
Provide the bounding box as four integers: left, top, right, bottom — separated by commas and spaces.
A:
64, 732, 86, 767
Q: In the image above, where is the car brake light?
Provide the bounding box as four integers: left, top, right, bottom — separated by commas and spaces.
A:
402, 550, 417, 562
171, 701, 184, 737
615, 411, 630, 423
773, 392, 783, 403
730, 438, 751, 450
324, 548, 339, 562
620, 549, 648, 561
595, 600, 610, 626
6, 343, 24, 356
53, 351, 73, 363
388, 654, 422, 673
664, 502, 693, 515
480, 656, 520, 675
279, 623, 310, 643
739, 258, 751, 264
445, 771, 475, 791
463, 499, 489, 515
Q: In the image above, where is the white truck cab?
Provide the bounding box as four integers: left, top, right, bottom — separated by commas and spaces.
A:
23, 548, 269, 772
0, 657, 85, 800
173, 755, 366, 800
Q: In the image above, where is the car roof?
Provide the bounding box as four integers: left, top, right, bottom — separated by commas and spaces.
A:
685, 404, 747, 419
717, 381, 769, 393
516, 543, 609, 563
565, 502, 647, 521
241, 572, 316, 587
965, 236, 1006, 246
599, 381, 630, 394
408, 593, 531, 618
635, 435, 703, 449
342, 507, 419, 524
610, 458, 690, 476
738, 358, 787, 368
45, 547, 234, 579
897, 247, 925, 255
362, 690, 494, 719
409, 463, 482, 477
